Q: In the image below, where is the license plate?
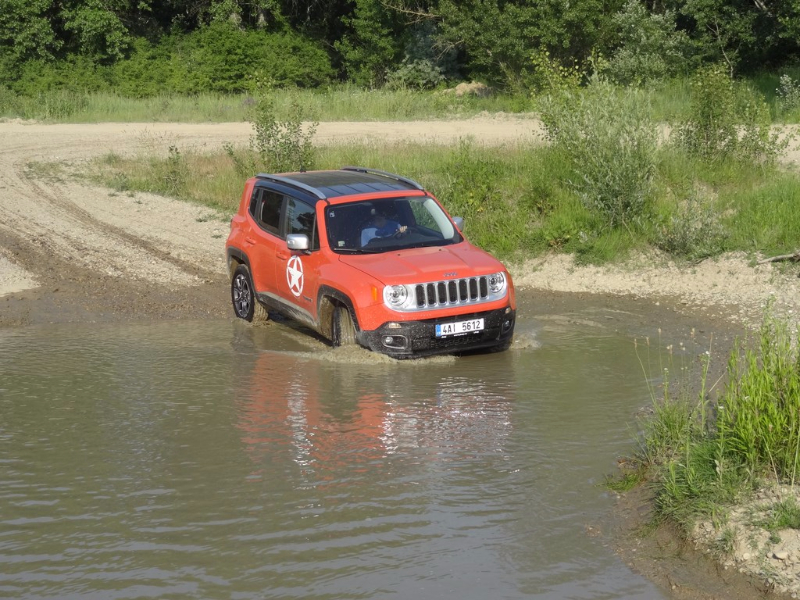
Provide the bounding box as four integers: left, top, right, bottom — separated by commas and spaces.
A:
435, 318, 484, 337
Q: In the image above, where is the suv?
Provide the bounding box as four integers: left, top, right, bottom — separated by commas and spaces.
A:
225, 167, 515, 358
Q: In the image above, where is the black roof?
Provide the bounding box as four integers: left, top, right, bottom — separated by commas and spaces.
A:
255, 167, 423, 200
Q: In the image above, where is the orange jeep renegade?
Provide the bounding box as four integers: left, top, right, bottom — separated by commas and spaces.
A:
225, 167, 516, 358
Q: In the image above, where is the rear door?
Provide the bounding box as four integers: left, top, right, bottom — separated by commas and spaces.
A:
247, 189, 284, 296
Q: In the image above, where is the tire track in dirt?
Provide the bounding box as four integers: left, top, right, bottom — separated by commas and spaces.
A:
0, 118, 543, 301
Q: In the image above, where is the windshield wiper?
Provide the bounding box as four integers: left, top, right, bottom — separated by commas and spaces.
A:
335, 247, 383, 254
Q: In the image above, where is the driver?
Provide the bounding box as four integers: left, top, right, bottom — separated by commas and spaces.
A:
361, 212, 407, 246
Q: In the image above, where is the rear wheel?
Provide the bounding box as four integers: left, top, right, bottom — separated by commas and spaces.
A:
231, 264, 268, 323
331, 304, 356, 347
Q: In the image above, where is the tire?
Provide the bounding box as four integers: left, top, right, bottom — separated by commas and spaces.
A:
231, 264, 268, 323
331, 304, 357, 347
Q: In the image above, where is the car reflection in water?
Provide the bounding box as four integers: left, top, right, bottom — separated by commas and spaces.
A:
234, 352, 515, 487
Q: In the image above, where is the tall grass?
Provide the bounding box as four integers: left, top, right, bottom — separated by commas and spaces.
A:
4, 70, 800, 124
723, 177, 800, 256
0, 86, 530, 123
630, 310, 800, 531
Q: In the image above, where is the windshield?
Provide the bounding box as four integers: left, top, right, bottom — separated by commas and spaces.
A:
324, 196, 463, 254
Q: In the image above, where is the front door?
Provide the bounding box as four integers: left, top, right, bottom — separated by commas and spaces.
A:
273, 197, 322, 324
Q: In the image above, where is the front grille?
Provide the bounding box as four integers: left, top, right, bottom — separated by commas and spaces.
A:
414, 276, 489, 309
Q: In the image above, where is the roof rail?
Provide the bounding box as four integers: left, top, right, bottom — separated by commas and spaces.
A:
255, 173, 327, 200
340, 166, 424, 191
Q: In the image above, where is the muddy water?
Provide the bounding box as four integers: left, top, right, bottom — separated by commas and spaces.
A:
0, 304, 678, 600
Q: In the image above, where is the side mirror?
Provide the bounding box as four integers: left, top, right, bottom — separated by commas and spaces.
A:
452, 216, 464, 231
286, 234, 309, 251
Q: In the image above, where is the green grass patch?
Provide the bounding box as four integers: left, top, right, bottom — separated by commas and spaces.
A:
618, 309, 800, 535
722, 176, 800, 256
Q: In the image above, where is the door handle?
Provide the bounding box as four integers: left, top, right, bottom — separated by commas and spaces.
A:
245, 237, 256, 245
276, 252, 289, 260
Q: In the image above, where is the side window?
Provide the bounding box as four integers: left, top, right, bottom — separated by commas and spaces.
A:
287, 198, 319, 250
248, 189, 259, 218
258, 191, 283, 235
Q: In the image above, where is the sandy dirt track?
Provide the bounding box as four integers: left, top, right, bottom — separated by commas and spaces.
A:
0, 115, 797, 330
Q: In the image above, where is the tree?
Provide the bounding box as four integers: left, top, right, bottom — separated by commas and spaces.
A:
434, 0, 618, 88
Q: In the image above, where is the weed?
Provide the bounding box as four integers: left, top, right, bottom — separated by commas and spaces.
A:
760, 497, 800, 531
716, 526, 737, 556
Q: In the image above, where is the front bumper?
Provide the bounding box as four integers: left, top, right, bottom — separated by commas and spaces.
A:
358, 306, 516, 358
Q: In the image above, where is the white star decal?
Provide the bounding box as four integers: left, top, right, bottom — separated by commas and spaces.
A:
286, 256, 304, 297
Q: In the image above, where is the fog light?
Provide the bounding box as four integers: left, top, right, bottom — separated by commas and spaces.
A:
502, 319, 513, 332
381, 335, 408, 349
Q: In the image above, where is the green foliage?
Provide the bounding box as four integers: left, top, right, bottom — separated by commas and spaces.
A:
776, 74, 800, 115
227, 81, 319, 175
538, 82, 659, 230
760, 498, 800, 532
61, 0, 131, 62
603, 0, 689, 85
435, 0, 612, 89
677, 65, 786, 165
654, 193, 724, 260
175, 23, 333, 93
717, 313, 800, 481
723, 175, 800, 256
436, 140, 504, 220
335, 0, 404, 87
528, 50, 584, 95
629, 308, 800, 532
386, 60, 445, 91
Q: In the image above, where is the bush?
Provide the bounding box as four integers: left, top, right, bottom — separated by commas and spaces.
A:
677, 65, 786, 164
777, 74, 800, 114
538, 81, 659, 230
226, 80, 318, 175
654, 193, 724, 260
385, 59, 445, 90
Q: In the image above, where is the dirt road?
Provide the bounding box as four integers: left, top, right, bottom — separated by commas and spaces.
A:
0, 117, 797, 329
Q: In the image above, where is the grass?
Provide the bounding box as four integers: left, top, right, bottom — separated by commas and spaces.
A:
0, 85, 532, 123
4, 69, 800, 123
619, 309, 800, 536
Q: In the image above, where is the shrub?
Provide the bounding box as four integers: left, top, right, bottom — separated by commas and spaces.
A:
226, 80, 318, 175
677, 65, 787, 164
654, 193, 724, 260
385, 59, 445, 90
538, 81, 659, 231
776, 74, 800, 114
528, 49, 583, 95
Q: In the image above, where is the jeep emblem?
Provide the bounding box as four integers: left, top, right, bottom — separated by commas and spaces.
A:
443, 271, 458, 278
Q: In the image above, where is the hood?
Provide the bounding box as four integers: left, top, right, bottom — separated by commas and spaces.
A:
339, 243, 504, 285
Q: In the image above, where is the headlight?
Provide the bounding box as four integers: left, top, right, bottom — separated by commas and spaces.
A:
384, 285, 409, 307
488, 272, 506, 294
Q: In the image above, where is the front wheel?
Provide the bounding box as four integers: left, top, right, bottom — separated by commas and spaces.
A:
331, 304, 357, 347
231, 264, 268, 323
